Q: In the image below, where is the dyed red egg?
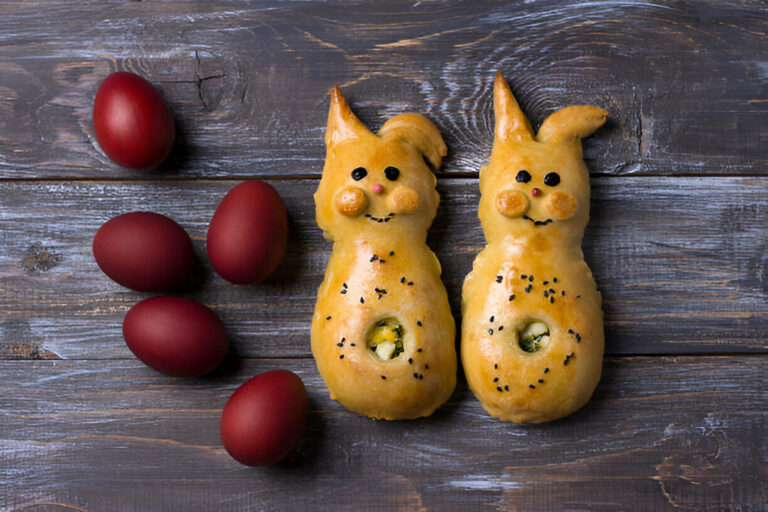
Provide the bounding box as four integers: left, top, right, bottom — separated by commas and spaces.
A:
207, 181, 288, 284
123, 296, 228, 377
92, 212, 195, 292
220, 370, 309, 466
93, 72, 175, 170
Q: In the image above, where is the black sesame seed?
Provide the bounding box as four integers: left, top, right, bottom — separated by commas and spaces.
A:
509, 294, 516, 301
364, 213, 372, 218
529, 384, 536, 389
488, 328, 494, 335
490, 315, 494, 323
538, 379, 544, 383
544, 290, 549, 298
419, 374, 423, 380
550, 296, 555, 303
564, 353, 574, 365
389, 251, 394, 256
377, 321, 386, 327
562, 291, 566, 296
378, 295, 383, 300
543, 281, 549, 285
568, 329, 574, 334
401, 277, 406, 283
350, 343, 356, 346
498, 325, 504, 331
417, 320, 422, 326
544, 367, 549, 373
379, 259, 386, 263
529, 275, 534, 282
496, 275, 503, 283
497, 386, 503, 392
504, 385, 509, 391
380, 289, 387, 294
341, 337, 346, 342
413, 373, 419, 378
525, 284, 532, 293
370, 255, 378, 262
553, 277, 558, 283
424, 364, 429, 369
417, 348, 422, 353
521, 274, 527, 279
576, 334, 582, 342
494, 364, 498, 369
381, 375, 386, 380
341, 289, 347, 294
360, 297, 365, 304
326, 315, 331, 320
388, 213, 394, 217
408, 358, 413, 364
343, 282, 348, 288
339, 355, 344, 359
407, 281, 414, 286
493, 377, 499, 382
549, 288, 555, 294
577, 295, 581, 299
377, 218, 383, 223
337, 342, 343, 347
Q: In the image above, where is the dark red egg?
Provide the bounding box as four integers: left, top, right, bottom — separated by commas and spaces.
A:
93, 212, 195, 292
93, 72, 175, 170
220, 370, 309, 466
207, 181, 288, 284
123, 296, 228, 377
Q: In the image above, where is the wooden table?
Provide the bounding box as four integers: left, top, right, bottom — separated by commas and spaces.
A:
1, 2, 766, 510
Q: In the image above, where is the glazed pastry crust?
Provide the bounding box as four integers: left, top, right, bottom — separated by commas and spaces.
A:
461, 73, 607, 423
312, 87, 456, 420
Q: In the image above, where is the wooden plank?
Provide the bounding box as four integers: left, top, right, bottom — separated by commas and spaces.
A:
1, 356, 765, 511
0, 1, 765, 178
1, 177, 765, 360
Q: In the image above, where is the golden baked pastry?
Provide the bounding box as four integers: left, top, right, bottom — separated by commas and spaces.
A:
461, 72, 608, 423
311, 86, 456, 420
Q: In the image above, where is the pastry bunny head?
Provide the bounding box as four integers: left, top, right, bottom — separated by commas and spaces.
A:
315, 86, 447, 241
480, 72, 608, 245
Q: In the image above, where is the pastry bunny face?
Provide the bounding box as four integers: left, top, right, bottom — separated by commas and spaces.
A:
479, 73, 607, 245
315, 87, 446, 241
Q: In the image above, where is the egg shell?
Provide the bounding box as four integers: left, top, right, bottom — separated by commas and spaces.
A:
93, 212, 195, 292
92, 71, 175, 170
123, 296, 228, 377
220, 370, 309, 466
207, 181, 288, 284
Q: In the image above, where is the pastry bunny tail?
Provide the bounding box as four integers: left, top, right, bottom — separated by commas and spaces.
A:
379, 113, 447, 170
537, 105, 609, 143
326, 86, 375, 147
494, 71, 534, 143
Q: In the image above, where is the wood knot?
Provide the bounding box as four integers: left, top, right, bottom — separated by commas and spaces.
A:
22, 243, 62, 273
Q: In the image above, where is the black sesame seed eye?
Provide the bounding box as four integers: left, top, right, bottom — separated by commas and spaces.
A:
515, 170, 531, 183
544, 172, 560, 187
384, 166, 399, 181
351, 167, 367, 181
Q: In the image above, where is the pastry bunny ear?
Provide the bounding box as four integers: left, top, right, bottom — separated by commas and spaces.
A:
537, 105, 609, 143
326, 86, 374, 147
494, 71, 534, 143
378, 113, 447, 170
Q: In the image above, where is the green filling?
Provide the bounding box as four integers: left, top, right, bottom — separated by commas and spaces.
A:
518, 321, 550, 353
367, 319, 404, 360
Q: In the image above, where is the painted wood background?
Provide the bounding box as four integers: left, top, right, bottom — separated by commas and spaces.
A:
1, 1, 766, 511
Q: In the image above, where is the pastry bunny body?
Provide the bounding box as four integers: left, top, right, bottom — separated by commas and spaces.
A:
312, 87, 456, 420
461, 73, 607, 423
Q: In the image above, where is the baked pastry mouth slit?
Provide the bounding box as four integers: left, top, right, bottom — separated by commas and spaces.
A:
522, 215, 553, 226
367, 318, 404, 360
364, 212, 396, 223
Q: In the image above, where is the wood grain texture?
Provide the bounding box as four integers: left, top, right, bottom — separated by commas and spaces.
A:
1, 356, 765, 512
0, 1, 765, 178
1, 177, 766, 361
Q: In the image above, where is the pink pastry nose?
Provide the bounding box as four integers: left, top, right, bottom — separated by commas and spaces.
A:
372, 183, 384, 194
531, 187, 542, 197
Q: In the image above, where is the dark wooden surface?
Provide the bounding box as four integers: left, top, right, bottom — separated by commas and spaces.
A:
1, 1, 766, 511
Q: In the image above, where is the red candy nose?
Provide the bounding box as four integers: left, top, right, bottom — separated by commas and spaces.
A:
531, 187, 542, 197
372, 184, 383, 194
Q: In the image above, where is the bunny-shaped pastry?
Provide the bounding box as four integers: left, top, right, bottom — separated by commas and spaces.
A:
312, 86, 456, 420
461, 72, 607, 423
